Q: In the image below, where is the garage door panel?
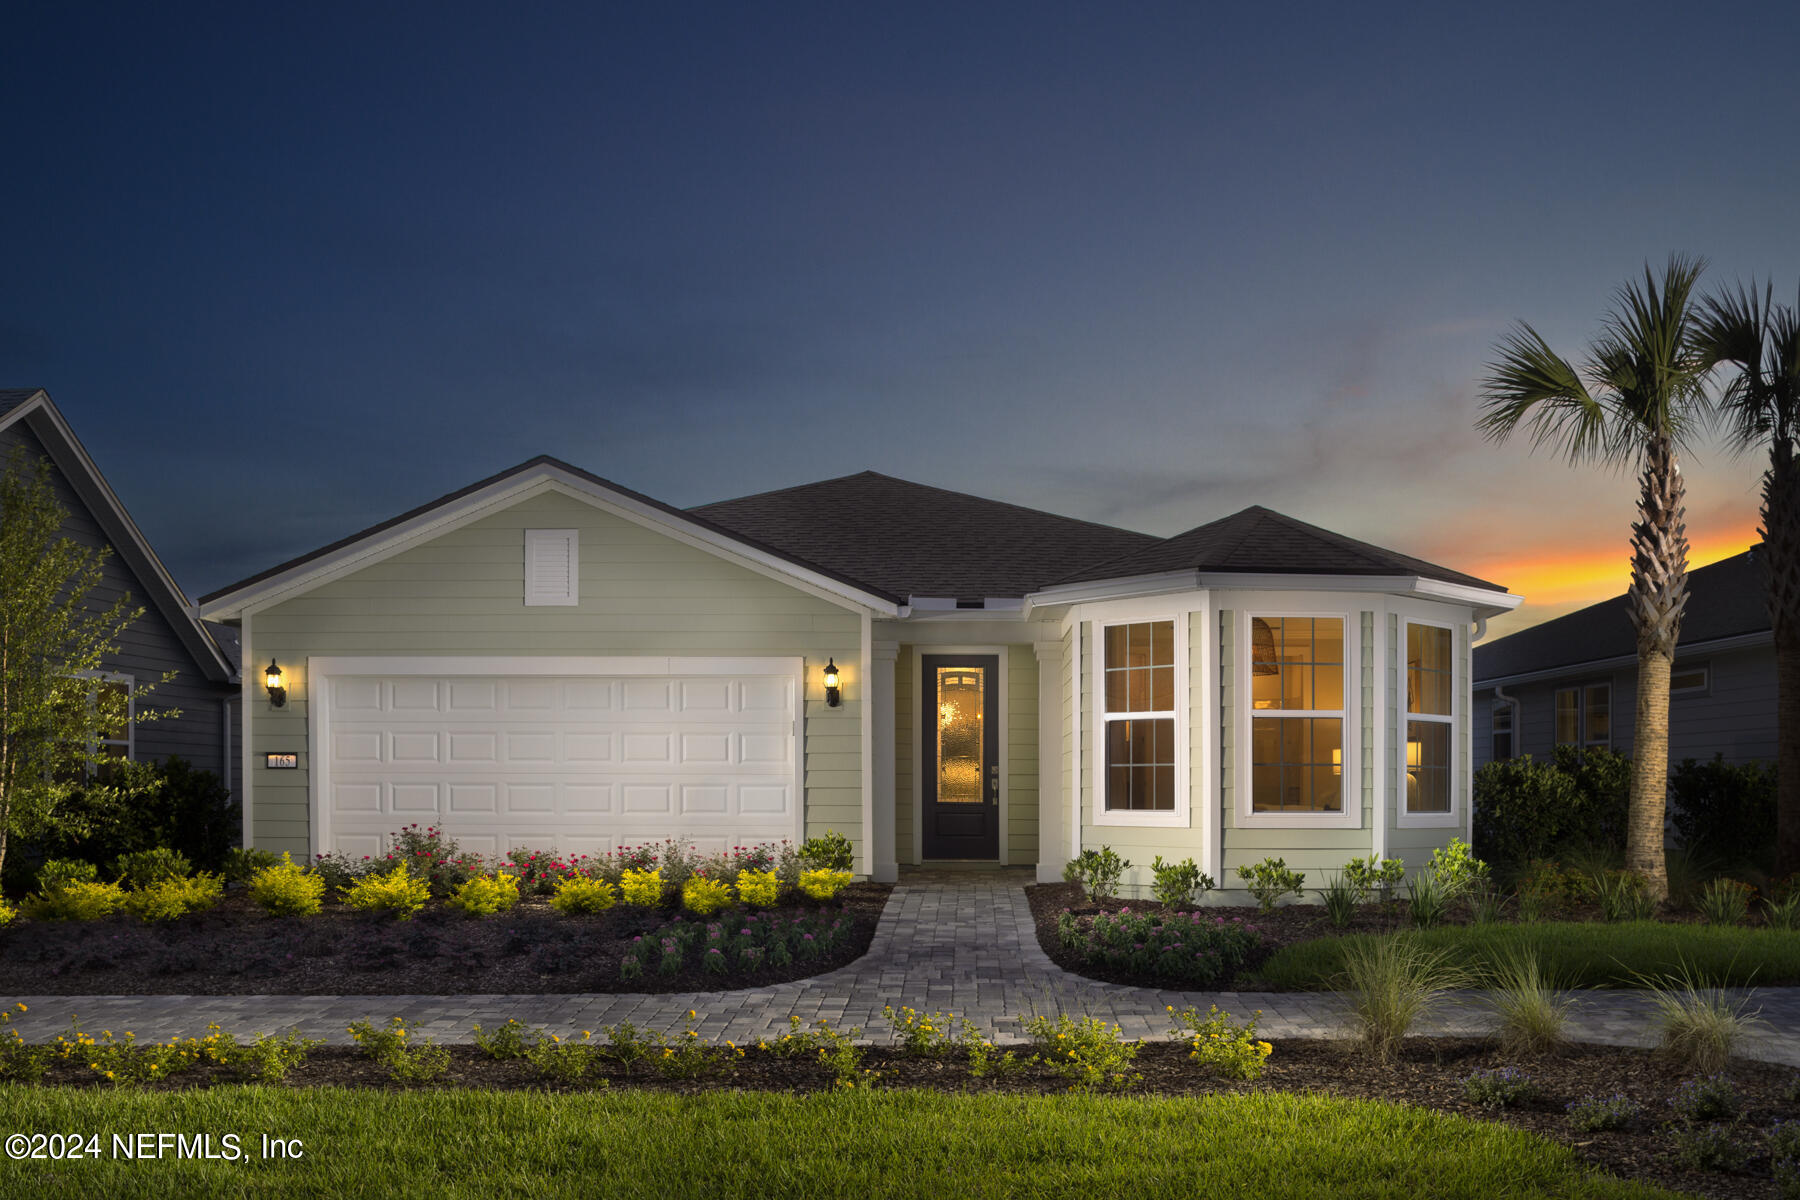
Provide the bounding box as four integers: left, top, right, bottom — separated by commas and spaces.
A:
324, 669, 798, 857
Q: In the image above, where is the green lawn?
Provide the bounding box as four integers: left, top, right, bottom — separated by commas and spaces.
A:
0, 1086, 1677, 1199
1259, 920, 1800, 990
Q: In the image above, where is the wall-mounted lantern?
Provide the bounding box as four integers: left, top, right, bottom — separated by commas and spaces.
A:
265, 659, 287, 708
823, 658, 841, 708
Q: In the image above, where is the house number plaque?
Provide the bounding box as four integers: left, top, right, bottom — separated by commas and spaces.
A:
264, 753, 299, 770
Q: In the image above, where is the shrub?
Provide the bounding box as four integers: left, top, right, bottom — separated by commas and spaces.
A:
56, 1022, 208, 1086
1149, 856, 1215, 908
1669, 754, 1777, 870
1768, 890, 1800, 931
522, 1030, 603, 1083
113, 848, 192, 889
1342, 855, 1405, 905
681, 875, 735, 916
549, 875, 617, 914
1167, 1005, 1271, 1080
199, 1027, 319, 1083
1670, 1122, 1749, 1171
1640, 963, 1762, 1072
347, 1017, 449, 1084
0, 900, 12, 928
1463, 1067, 1538, 1109
30, 756, 238, 875
798, 869, 853, 900
1024, 1013, 1139, 1092
222, 847, 281, 884
22, 879, 125, 921
374, 824, 484, 897
0, 1004, 49, 1083
310, 851, 378, 894
1467, 881, 1506, 924
1565, 1093, 1641, 1132
1472, 747, 1629, 869
1669, 1073, 1739, 1121
340, 865, 432, 919
122, 873, 223, 921
764, 1015, 871, 1089
1426, 838, 1489, 900
735, 869, 780, 908
882, 1006, 972, 1056
1063, 847, 1129, 904
445, 872, 520, 917
1514, 859, 1586, 921
1237, 857, 1304, 912
34, 858, 98, 893
1056, 908, 1262, 987
1695, 878, 1753, 926
502, 848, 594, 896
1485, 947, 1574, 1056
619, 868, 665, 907
247, 853, 325, 916
1592, 870, 1657, 921
797, 830, 855, 872
1318, 873, 1359, 928
472, 1018, 538, 1060
1339, 934, 1472, 1060
1407, 871, 1450, 929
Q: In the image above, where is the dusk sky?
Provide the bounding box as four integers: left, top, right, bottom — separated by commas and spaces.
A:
6, 2, 1797, 640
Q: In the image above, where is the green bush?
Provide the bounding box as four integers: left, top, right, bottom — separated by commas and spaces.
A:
121, 873, 223, 921
22, 879, 126, 920
1024, 1013, 1139, 1092
112, 848, 192, 889
1473, 747, 1629, 870
1342, 855, 1405, 904
29, 757, 237, 875
1237, 858, 1305, 912
549, 875, 617, 914
340, 864, 432, 919
1669, 755, 1777, 870
247, 853, 325, 916
1425, 839, 1489, 900
1694, 878, 1753, 926
222, 847, 281, 884
798, 830, 855, 872
1150, 856, 1214, 908
1063, 848, 1129, 904
1167, 1005, 1271, 1080
34, 858, 98, 894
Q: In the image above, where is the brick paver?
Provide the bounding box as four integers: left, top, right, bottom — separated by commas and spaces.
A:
8, 872, 1799, 1064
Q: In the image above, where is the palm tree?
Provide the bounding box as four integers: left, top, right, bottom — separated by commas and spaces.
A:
1695, 280, 1800, 875
1478, 255, 1713, 901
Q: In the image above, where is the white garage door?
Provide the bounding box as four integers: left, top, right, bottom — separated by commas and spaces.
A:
312, 657, 801, 861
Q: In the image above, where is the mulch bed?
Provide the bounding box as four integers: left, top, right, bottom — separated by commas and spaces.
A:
21, 1036, 1800, 1199
0, 884, 891, 995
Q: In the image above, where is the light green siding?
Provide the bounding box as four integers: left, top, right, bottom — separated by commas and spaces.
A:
1007, 644, 1038, 865
246, 489, 863, 859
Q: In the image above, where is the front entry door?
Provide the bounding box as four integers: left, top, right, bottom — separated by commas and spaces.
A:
921, 654, 1000, 860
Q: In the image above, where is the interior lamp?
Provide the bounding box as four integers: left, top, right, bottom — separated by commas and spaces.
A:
823, 659, 841, 708
1407, 739, 1423, 769
265, 659, 287, 708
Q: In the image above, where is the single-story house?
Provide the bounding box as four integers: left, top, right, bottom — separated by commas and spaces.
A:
1473, 547, 1774, 770
0, 388, 240, 791
197, 458, 1518, 898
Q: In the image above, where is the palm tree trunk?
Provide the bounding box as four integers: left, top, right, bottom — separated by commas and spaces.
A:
1626, 435, 1689, 901
1763, 442, 1800, 876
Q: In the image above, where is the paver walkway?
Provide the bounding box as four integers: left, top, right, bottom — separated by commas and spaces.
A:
9, 871, 1800, 1064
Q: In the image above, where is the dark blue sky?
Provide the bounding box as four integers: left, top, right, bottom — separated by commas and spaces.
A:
6, 1, 1797, 633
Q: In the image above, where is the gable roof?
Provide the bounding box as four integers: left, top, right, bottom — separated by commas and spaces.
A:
689, 471, 1161, 600
1046, 504, 1505, 592
1474, 548, 1767, 685
198, 456, 911, 616
0, 388, 235, 683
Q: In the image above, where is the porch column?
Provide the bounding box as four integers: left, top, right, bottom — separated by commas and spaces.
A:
870, 638, 900, 882
1033, 638, 1067, 883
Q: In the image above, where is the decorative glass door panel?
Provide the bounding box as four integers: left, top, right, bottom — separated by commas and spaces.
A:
921, 654, 999, 859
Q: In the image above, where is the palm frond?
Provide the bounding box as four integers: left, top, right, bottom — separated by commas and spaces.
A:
1696, 279, 1774, 452
1594, 254, 1713, 448
1477, 322, 1610, 462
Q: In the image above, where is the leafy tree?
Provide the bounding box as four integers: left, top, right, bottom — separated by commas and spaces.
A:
1478, 256, 1713, 900
1694, 280, 1800, 874
0, 450, 169, 883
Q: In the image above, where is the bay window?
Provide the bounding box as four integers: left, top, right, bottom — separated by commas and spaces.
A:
1404, 622, 1452, 817
1248, 615, 1346, 818
1102, 620, 1176, 812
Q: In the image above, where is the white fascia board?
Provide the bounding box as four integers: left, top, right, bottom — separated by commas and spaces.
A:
201, 465, 901, 620
1025, 570, 1203, 609
1474, 629, 1774, 691
1029, 569, 1516, 619
7, 394, 235, 682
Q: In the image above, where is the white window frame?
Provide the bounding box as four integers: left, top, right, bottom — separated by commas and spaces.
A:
524, 528, 579, 606
1490, 701, 1515, 762
1090, 607, 1189, 828
75, 670, 135, 762
1397, 616, 1458, 829
1671, 663, 1711, 696
1234, 606, 1360, 830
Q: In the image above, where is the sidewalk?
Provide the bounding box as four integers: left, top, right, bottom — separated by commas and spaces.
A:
8, 875, 1799, 1064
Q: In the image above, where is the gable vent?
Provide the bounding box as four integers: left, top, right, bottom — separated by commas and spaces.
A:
524, 529, 579, 606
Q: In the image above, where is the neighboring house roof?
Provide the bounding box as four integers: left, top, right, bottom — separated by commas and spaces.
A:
1475, 548, 1769, 685
0, 388, 236, 683
689, 471, 1161, 600
1047, 504, 1504, 591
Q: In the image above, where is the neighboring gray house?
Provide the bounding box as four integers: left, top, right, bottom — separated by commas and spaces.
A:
1473, 548, 1774, 770
0, 388, 240, 795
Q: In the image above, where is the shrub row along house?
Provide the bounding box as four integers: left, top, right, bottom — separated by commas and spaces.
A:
195, 456, 1518, 899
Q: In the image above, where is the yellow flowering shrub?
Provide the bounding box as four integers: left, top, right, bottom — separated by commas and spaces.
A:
550, 875, 617, 914
620, 868, 665, 907
446, 872, 520, 917
1167, 1004, 1271, 1081
247, 853, 326, 916
122, 873, 224, 922
340, 864, 432, 919
681, 875, 734, 916
797, 868, 853, 900
22, 880, 126, 921
735, 869, 780, 908
0, 899, 14, 927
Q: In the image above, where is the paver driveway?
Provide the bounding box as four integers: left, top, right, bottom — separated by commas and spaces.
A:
8, 870, 1799, 1064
